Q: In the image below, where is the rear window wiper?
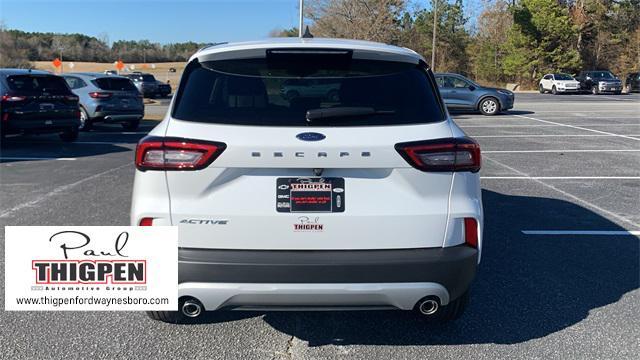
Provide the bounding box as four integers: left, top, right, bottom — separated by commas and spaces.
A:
305, 107, 395, 123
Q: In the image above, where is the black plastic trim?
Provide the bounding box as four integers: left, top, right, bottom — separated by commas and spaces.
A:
179, 245, 478, 301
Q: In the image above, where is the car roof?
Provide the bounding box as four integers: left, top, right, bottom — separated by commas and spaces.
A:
63, 72, 129, 80
0, 68, 53, 77
192, 37, 424, 64
434, 72, 466, 77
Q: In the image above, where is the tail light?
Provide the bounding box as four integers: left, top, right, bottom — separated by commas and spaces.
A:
139, 217, 154, 226
135, 136, 226, 171
395, 137, 481, 172
464, 218, 478, 248
89, 92, 113, 99
2, 112, 9, 122
1, 95, 27, 102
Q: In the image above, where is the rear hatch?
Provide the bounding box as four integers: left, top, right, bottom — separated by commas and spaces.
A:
92, 77, 143, 112
2, 74, 78, 124
146, 52, 460, 250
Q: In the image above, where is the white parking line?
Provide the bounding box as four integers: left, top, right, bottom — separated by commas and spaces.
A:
484, 149, 640, 153
10, 141, 133, 145
522, 230, 640, 236
0, 163, 130, 218
483, 156, 639, 228
90, 132, 148, 135
513, 114, 640, 141
474, 134, 640, 138
482, 176, 640, 179
480, 176, 640, 180
0, 157, 77, 161
460, 124, 640, 128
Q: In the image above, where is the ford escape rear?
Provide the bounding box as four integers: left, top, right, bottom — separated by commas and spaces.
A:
131, 38, 483, 323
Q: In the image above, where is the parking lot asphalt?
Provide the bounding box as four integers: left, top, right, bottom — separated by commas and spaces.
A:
1, 93, 639, 359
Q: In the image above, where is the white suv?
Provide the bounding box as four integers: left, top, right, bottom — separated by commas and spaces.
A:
131, 38, 483, 323
539, 73, 581, 94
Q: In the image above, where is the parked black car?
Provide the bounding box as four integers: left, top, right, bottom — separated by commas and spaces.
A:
121, 72, 171, 98
575, 70, 623, 95
0, 69, 80, 141
624, 72, 640, 93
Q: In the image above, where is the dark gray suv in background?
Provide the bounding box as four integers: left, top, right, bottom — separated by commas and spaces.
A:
122, 72, 171, 98
575, 70, 623, 95
434, 73, 514, 115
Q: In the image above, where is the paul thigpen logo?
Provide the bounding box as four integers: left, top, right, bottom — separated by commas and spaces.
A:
32, 231, 146, 285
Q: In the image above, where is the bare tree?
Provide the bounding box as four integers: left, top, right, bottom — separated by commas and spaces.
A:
305, 0, 406, 44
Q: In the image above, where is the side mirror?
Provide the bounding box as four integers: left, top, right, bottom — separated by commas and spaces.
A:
468, 85, 476, 91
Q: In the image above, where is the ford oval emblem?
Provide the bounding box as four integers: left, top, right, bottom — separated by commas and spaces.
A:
296, 132, 326, 142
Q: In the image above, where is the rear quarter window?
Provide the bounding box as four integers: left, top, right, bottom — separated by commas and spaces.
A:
93, 78, 138, 91
172, 56, 445, 127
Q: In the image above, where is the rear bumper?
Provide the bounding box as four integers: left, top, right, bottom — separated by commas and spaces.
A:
557, 88, 580, 93
93, 111, 143, 122
2, 118, 80, 134
179, 245, 478, 309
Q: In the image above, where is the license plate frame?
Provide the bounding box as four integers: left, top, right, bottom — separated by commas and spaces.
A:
276, 177, 345, 213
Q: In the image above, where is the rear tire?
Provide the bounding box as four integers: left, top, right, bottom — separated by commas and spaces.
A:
122, 119, 140, 131
59, 127, 79, 142
435, 290, 469, 322
479, 97, 500, 115
79, 107, 92, 131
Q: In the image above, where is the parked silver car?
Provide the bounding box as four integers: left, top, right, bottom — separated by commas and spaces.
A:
62, 73, 144, 130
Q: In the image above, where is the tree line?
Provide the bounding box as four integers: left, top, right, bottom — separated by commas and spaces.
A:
273, 0, 639, 87
1, 0, 637, 88
0, 26, 207, 67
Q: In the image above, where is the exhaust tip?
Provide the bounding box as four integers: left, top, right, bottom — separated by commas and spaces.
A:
181, 299, 203, 318
417, 298, 439, 316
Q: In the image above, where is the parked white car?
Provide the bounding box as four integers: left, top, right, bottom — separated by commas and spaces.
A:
539, 73, 581, 94
131, 38, 483, 323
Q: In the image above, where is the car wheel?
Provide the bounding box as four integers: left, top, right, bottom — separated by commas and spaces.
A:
479, 97, 500, 115
79, 107, 92, 131
415, 291, 469, 322
122, 119, 140, 131
552, 85, 558, 95
591, 85, 599, 95
59, 127, 79, 142
539, 84, 545, 94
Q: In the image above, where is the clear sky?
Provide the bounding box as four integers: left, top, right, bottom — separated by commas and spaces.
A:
1, 0, 484, 44
0, 0, 302, 44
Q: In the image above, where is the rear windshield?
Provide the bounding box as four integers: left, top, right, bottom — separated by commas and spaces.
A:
172, 56, 445, 126
93, 78, 137, 91
6, 75, 71, 95
555, 74, 574, 80
589, 71, 614, 79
